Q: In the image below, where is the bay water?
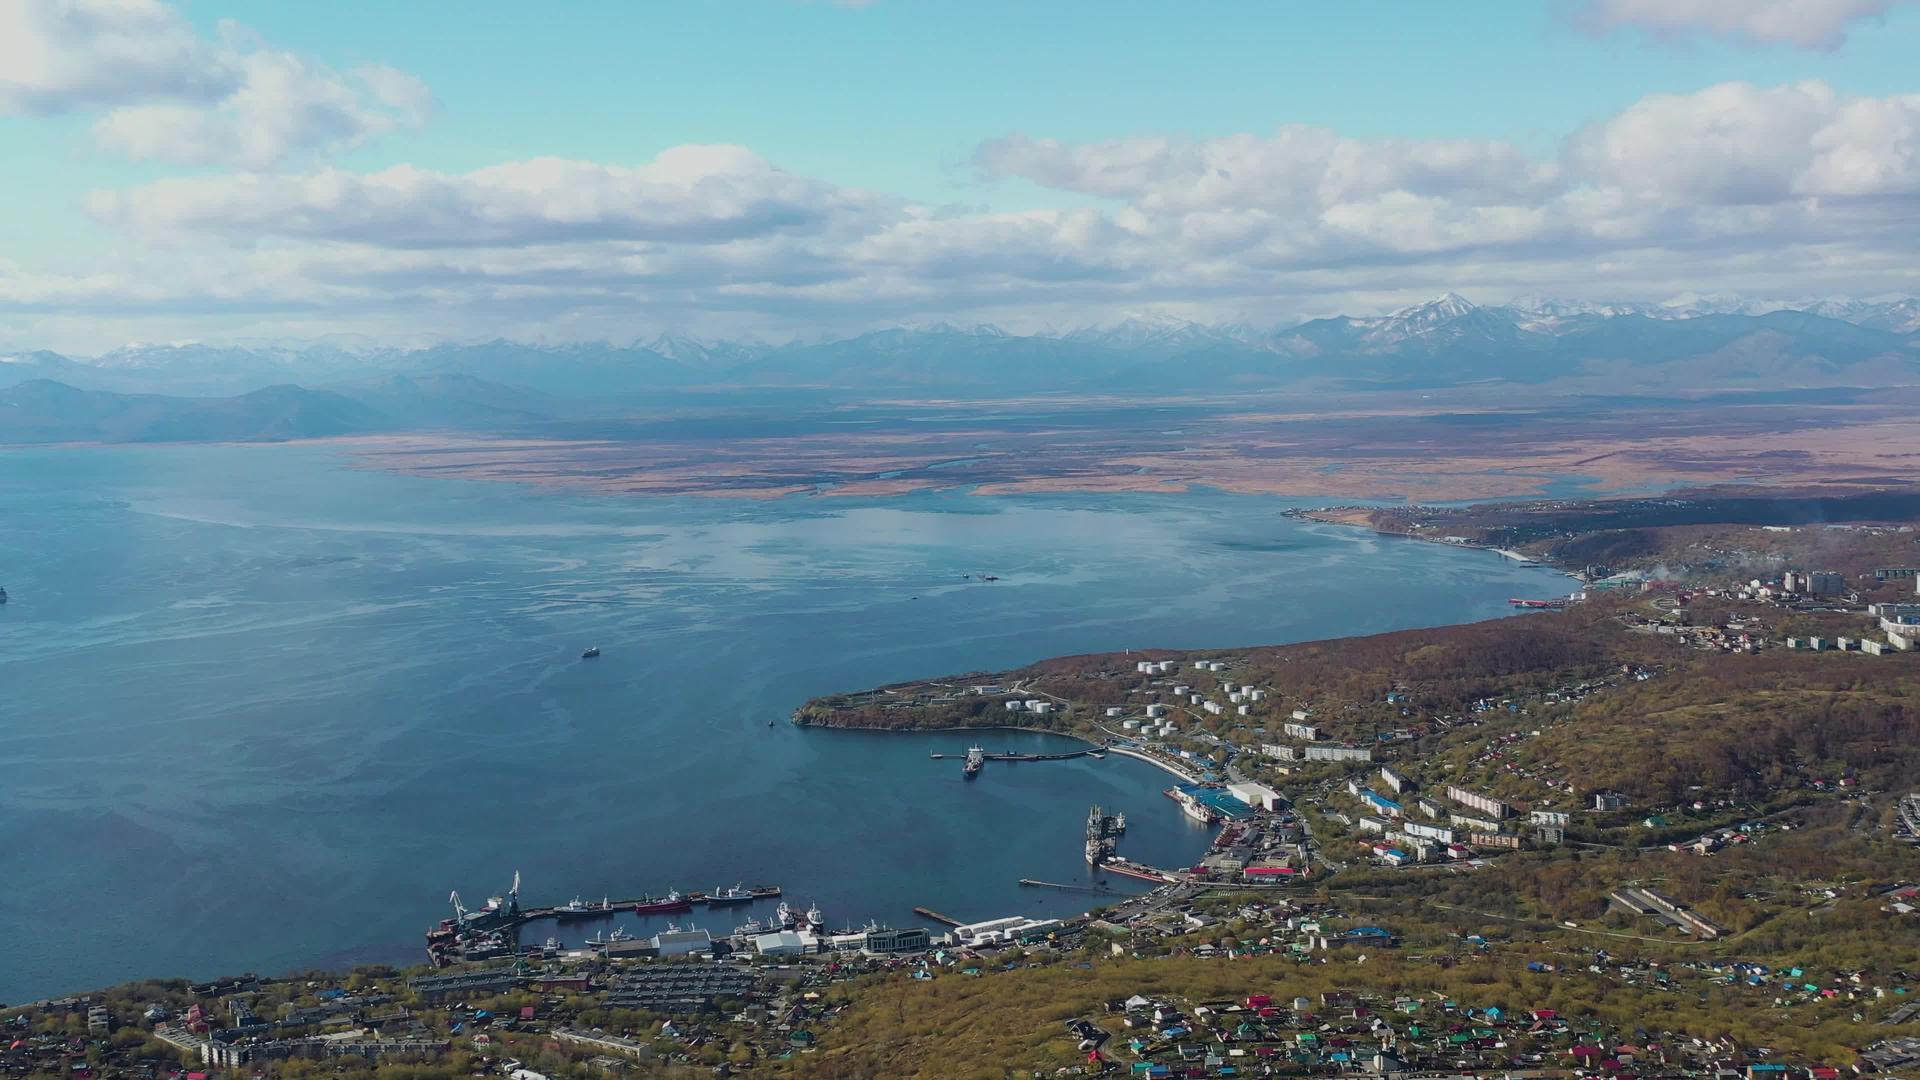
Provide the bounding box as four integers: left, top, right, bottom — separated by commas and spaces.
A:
0, 444, 1570, 1000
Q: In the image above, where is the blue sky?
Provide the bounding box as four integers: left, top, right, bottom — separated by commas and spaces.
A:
3, 0, 1920, 350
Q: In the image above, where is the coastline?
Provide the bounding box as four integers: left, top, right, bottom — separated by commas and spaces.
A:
1292, 506, 1589, 585
1101, 744, 1202, 784
788, 717, 1100, 746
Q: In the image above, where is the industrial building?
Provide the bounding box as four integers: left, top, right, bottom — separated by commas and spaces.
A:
1227, 780, 1284, 812
650, 926, 713, 957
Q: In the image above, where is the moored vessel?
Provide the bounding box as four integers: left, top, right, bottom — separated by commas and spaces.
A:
633, 889, 690, 915
553, 896, 614, 920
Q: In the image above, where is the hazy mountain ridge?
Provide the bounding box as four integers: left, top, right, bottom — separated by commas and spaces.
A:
3, 296, 1918, 442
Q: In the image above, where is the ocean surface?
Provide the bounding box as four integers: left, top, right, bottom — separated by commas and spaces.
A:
0, 444, 1571, 1001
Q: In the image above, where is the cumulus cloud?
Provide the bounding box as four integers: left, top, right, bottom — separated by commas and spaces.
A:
0, 0, 229, 114
1567, 81, 1920, 202
10, 79, 1920, 345
0, 0, 432, 165
1571, 0, 1916, 50
88, 147, 892, 246
975, 129, 1560, 213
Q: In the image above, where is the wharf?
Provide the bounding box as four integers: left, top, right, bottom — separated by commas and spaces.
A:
522, 889, 780, 921
935, 748, 1096, 763
1103, 859, 1178, 884
985, 749, 1093, 762
435, 885, 783, 939
1019, 879, 1126, 895
913, 906, 963, 926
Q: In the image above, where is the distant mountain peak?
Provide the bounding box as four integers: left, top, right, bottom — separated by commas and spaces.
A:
1397, 292, 1478, 319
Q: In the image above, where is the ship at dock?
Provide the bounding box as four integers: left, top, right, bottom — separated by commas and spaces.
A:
963, 745, 984, 779
1165, 787, 1220, 825
1085, 804, 1127, 864
552, 896, 615, 920
632, 889, 691, 915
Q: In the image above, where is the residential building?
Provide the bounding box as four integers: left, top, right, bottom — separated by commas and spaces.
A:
1445, 784, 1511, 819
1304, 744, 1372, 763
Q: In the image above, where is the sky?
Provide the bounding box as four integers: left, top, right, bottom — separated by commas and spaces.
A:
3, 0, 1920, 352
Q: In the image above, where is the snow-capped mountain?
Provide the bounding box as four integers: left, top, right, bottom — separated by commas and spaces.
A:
1062, 315, 1268, 353
4, 292, 1915, 407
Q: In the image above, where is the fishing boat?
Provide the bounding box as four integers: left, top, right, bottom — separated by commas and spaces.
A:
633, 889, 691, 915
706, 883, 754, 905
805, 902, 825, 931
552, 896, 613, 920
775, 901, 797, 929
585, 927, 633, 947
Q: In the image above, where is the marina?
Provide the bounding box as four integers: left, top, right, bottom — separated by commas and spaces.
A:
424, 875, 788, 964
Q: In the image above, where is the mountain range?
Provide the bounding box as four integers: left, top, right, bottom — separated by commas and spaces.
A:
3, 295, 1917, 442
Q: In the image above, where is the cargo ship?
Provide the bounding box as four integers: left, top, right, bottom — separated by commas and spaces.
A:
963, 745, 984, 779
633, 889, 691, 915
1509, 597, 1570, 609
1165, 787, 1220, 825
1182, 800, 1219, 825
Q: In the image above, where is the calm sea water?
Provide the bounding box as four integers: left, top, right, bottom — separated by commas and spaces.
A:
0, 444, 1570, 1001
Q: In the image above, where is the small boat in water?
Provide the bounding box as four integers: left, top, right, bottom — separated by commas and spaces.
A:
581, 645, 600, 659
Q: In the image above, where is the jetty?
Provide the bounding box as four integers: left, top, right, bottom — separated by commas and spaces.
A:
1018, 879, 1125, 895
912, 906, 963, 926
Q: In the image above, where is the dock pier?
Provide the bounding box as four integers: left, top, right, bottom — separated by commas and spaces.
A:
1018, 879, 1125, 895
912, 906, 963, 926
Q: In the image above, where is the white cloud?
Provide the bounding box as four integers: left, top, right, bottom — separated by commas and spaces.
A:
88, 147, 892, 245
0, 0, 432, 165
974, 129, 1559, 212
1566, 81, 1920, 202
1571, 0, 1916, 50
0, 0, 230, 113
9, 79, 1920, 346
